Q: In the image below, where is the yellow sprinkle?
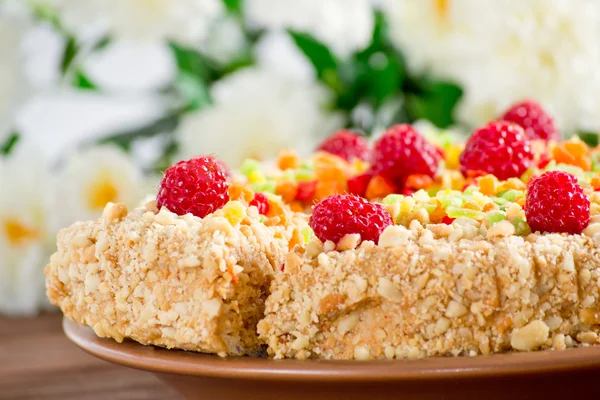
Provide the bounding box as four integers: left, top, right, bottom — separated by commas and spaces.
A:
445, 145, 463, 170
248, 170, 265, 184
223, 201, 246, 226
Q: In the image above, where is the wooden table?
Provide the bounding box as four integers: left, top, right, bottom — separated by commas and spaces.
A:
0, 313, 180, 399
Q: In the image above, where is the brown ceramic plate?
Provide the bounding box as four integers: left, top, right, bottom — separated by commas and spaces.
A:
64, 318, 600, 400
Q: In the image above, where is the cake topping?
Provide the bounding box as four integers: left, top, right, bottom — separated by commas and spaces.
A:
460, 121, 534, 180
500, 100, 559, 142
372, 124, 441, 183
525, 170, 590, 234
316, 129, 370, 162
309, 194, 392, 246
157, 155, 230, 218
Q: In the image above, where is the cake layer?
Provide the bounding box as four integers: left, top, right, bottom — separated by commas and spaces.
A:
46, 201, 289, 356
258, 220, 600, 360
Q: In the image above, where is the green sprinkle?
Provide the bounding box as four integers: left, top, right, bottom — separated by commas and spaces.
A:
240, 159, 261, 176
445, 206, 485, 220
294, 169, 315, 181
591, 153, 600, 172
382, 194, 405, 204
301, 227, 314, 244
283, 169, 296, 181
423, 202, 438, 213
512, 216, 531, 236
493, 197, 509, 206
499, 189, 525, 202
486, 210, 506, 226
251, 181, 276, 193
463, 185, 479, 195
439, 195, 463, 208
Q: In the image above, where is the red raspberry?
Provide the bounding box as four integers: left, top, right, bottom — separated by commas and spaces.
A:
500, 100, 559, 142
309, 194, 392, 245
372, 124, 441, 181
250, 193, 270, 215
459, 121, 534, 181
525, 171, 590, 234
157, 156, 229, 218
317, 130, 370, 161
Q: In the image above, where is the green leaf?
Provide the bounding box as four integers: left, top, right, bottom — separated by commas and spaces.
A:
175, 71, 211, 111
289, 31, 340, 88
223, 0, 243, 15
60, 36, 79, 74
169, 42, 211, 81
405, 81, 463, 128
72, 68, 98, 90
0, 133, 20, 155
578, 131, 599, 147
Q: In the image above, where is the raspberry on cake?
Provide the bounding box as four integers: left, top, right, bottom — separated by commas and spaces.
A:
460, 121, 534, 180
316, 129, 370, 162
500, 100, 559, 142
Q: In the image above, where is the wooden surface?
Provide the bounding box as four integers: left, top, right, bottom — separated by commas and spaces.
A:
0, 313, 180, 400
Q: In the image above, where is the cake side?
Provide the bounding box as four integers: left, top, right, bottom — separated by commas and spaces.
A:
46, 201, 289, 356
258, 220, 600, 360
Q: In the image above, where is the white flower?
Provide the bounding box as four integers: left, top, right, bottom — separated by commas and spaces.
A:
176, 66, 343, 168
0, 142, 52, 315
244, 0, 374, 57
52, 145, 148, 232
200, 15, 247, 65
254, 31, 316, 82
0, 2, 31, 143
384, 0, 600, 134
41, 0, 224, 46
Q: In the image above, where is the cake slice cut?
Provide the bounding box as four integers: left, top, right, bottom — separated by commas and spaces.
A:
258, 221, 600, 360
46, 200, 291, 356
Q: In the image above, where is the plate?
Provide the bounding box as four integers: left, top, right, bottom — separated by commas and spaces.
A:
64, 318, 600, 400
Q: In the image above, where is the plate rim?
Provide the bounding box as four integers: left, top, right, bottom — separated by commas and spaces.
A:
63, 318, 600, 382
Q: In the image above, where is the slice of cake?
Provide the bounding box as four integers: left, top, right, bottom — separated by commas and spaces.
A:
46, 156, 300, 356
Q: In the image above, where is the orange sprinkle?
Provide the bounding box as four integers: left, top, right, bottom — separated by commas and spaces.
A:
275, 181, 298, 203
228, 183, 254, 203
365, 175, 397, 200
288, 228, 302, 250
406, 174, 434, 190
429, 200, 446, 223
477, 175, 498, 196
591, 174, 600, 189
482, 202, 498, 212
227, 264, 239, 284
501, 178, 527, 191
517, 197, 526, 207
277, 149, 300, 170
315, 179, 346, 200
289, 201, 305, 212
463, 200, 482, 211
266, 196, 288, 226
563, 140, 589, 158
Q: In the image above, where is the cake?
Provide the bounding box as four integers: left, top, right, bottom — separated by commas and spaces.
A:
47, 101, 600, 359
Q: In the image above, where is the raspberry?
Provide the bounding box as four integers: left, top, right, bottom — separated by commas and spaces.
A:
372, 124, 441, 181
525, 171, 590, 234
157, 156, 229, 218
309, 194, 392, 245
500, 100, 559, 142
459, 121, 534, 181
316, 130, 370, 161
250, 193, 270, 215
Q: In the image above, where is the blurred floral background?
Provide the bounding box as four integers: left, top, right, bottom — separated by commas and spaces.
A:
1, 0, 600, 316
